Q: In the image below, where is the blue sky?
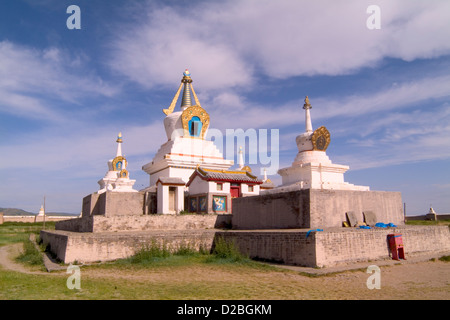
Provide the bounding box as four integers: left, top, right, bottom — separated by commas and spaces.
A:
0, 0, 449, 215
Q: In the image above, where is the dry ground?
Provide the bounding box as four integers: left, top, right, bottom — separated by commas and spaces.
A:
1, 243, 448, 300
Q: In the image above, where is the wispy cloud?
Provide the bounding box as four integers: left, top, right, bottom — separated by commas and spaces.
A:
332, 103, 450, 170
312, 75, 450, 121
0, 41, 119, 121
1, 122, 164, 173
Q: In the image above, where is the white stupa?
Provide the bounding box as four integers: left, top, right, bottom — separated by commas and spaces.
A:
277, 96, 369, 191
142, 69, 234, 187
37, 205, 45, 217
98, 132, 137, 193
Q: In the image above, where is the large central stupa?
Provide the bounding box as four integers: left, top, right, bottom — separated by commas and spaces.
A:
142, 69, 233, 187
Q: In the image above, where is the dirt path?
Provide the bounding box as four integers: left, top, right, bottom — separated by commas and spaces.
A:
0, 243, 48, 275
79, 259, 449, 299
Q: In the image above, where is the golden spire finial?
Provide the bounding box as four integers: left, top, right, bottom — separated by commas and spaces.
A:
163, 69, 197, 115
116, 132, 123, 143
303, 96, 311, 109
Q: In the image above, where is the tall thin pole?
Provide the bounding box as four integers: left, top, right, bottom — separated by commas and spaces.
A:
43, 195, 46, 230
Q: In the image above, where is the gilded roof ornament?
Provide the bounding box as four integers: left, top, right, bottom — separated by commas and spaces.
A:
163, 69, 201, 115
116, 132, 123, 143
311, 126, 331, 151
303, 96, 312, 109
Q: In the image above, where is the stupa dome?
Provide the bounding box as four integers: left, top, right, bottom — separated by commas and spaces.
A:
164, 111, 183, 140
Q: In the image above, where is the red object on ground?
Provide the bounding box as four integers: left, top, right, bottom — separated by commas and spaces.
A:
387, 234, 406, 260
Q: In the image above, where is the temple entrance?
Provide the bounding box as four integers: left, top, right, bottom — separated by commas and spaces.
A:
230, 185, 240, 213
168, 187, 176, 212
230, 186, 240, 198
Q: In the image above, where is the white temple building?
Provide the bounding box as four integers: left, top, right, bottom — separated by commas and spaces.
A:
141, 70, 236, 214
276, 96, 369, 191
97, 132, 137, 194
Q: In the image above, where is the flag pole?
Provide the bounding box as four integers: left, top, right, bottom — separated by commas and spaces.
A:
43, 195, 46, 230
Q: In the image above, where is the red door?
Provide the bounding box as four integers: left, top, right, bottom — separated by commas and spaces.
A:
230, 186, 240, 213
230, 186, 240, 198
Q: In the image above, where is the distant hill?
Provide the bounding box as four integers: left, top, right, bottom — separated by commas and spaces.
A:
0, 207, 36, 216
0, 207, 79, 216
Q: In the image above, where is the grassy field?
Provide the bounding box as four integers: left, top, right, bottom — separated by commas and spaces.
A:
405, 219, 450, 226
0, 221, 449, 300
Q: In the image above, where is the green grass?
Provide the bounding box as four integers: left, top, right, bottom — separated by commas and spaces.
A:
406, 219, 450, 226
0, 222, 54, 247
0, 221, 55, 271
86, 235, 277, 274
15, 238, 44, 267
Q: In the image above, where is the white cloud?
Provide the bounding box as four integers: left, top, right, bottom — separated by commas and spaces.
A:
109, 0, 450, 89
332, 104, 450, 170
107, 4, 254, 91
311, 75, 450, 122
0, 41, 119, 120
0, 122, 164, 174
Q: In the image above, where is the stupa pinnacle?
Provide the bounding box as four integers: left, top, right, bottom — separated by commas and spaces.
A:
303, 96, 313, 133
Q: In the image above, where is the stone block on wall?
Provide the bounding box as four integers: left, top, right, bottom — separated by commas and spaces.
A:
81, 192, 145, 217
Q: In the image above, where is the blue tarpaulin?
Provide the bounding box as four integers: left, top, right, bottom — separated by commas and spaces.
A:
375, 223, 397, 228
306, 229, 323, 238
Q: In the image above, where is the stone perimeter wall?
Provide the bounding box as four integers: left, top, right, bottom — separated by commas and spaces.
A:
216, 225, 450, 267
40, 229, 217, 264
2, 215, 79, 223
56, 214, 231, 232
315, 225, 450, 267
41, 224, 450, 266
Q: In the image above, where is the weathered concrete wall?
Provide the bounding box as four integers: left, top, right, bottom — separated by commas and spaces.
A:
2, 215, 79, 223
215, 230, 316, 267
40, 229, 217, 264
82, 193, 100, 217
310, 190, 404, 228
102, 192, 145, 216
55, 214, 232, 232
40, 231, 69, 263
42, 224, 450, 266
315, 225, 450, 267
232, 189, 404, 229
232, 190, 310, 229
217, 225, 450, 267
82, 192, 145, 217
55, 216, 94, 232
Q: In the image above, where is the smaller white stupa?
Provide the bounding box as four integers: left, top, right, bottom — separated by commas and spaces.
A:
37, 205, 45, 217
425, 206, 437, 221
277, 96, 369, 191
98, 132, 137, 193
